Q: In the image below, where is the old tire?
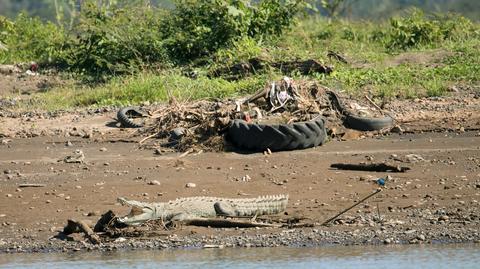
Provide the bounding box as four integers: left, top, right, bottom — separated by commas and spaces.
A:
345, 114, 394, 131
117, 107, 145, 128
227, 117, 327, 151
327, 90, 393, 131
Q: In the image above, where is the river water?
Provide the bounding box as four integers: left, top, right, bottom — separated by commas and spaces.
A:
1, 244, 479, 269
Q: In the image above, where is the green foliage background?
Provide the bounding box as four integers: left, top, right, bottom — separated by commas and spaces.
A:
0, 0, 478, 110
1, 0, 479, 21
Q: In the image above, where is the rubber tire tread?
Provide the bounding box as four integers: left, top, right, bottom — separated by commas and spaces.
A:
228, 117, 327, 151
117, 107, 145, 128
326, 90, 393, 131
345, 114, 394, 131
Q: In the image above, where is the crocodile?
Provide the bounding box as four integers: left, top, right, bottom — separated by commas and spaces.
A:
117, 194, 289, 226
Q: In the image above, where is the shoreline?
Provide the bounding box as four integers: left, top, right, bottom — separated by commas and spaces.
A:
2, 222, 480, 254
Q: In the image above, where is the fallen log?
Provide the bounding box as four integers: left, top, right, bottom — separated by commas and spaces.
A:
18, 183, 46, 188
210, 58, 333, 80
272, 59, 333, 75
64, 219, 101, 244
93, 210, 117, 232
327, 50, 348, 64
330, 162, 410, 172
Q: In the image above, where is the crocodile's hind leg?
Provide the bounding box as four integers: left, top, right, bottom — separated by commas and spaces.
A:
214, 201, 236, 217
214, 202, 259, 220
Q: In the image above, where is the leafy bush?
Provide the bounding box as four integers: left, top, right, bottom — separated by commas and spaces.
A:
213, 36, 263, 65
248, 0, 303, 37
1, 0, 303, 76
163, 0, 302, 63
162, 0, 250, 63
316, 28, 334, 40
64, 1, 169, 76
0, 14, 66, 64
385, 9, 477, 50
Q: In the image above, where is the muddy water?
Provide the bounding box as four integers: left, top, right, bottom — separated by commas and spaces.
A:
1, 244, 479, 269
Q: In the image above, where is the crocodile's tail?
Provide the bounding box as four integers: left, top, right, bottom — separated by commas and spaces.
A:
215, 194, 289, 217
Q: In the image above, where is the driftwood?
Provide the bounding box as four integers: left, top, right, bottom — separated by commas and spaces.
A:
327, 50, 348, 64
210, 58, 333, 80
272, 59, 333, 75
322, 189, 382, 226
18, 183, 46, 188
93, 210, 117, 232
284, 223, 315, 228
245, 87, 269, 104
364, 95, 396, 120
330, 162, 410, 172
209, 58, 264, 79
64, 219, 101, 244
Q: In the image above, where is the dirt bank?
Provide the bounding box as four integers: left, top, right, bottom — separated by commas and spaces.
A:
1, 130, 480, 253
1, 82, 480, 253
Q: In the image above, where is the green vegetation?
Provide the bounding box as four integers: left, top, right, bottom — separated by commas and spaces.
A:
0, 14, 66, 64
0, 1, 479, 110
2, 0, 480, 22
2, 0, 301, 75
385, 10, 477, 49
30, 72, 267, 110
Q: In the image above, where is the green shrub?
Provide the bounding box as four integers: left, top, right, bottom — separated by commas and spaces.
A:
248, 0, 302, 37
0, 14, 66, 64
341, 27, 357, 41
433, 13, 478, 41
213, 36, 263, 65
1, 0, 303, 76
386, 10, 442, 49
64, 1, 169, 76
385, 9, 477, 50
162, 0, 250, 63
163, 0, 302, 63
316, 28, 334, 40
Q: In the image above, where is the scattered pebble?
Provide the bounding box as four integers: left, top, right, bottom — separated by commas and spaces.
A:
417, 234, 426, 241
405, 154, 425, 163
390, 125, 403, 133
1, 139, 12, 145
241, 175, 251, 182
438, 215, 449, 221
185, 183, 196, 188
148, 180, 161, 186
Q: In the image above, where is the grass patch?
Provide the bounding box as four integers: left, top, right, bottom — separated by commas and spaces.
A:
246, 17, 479, 99
28, 71, 268, 110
